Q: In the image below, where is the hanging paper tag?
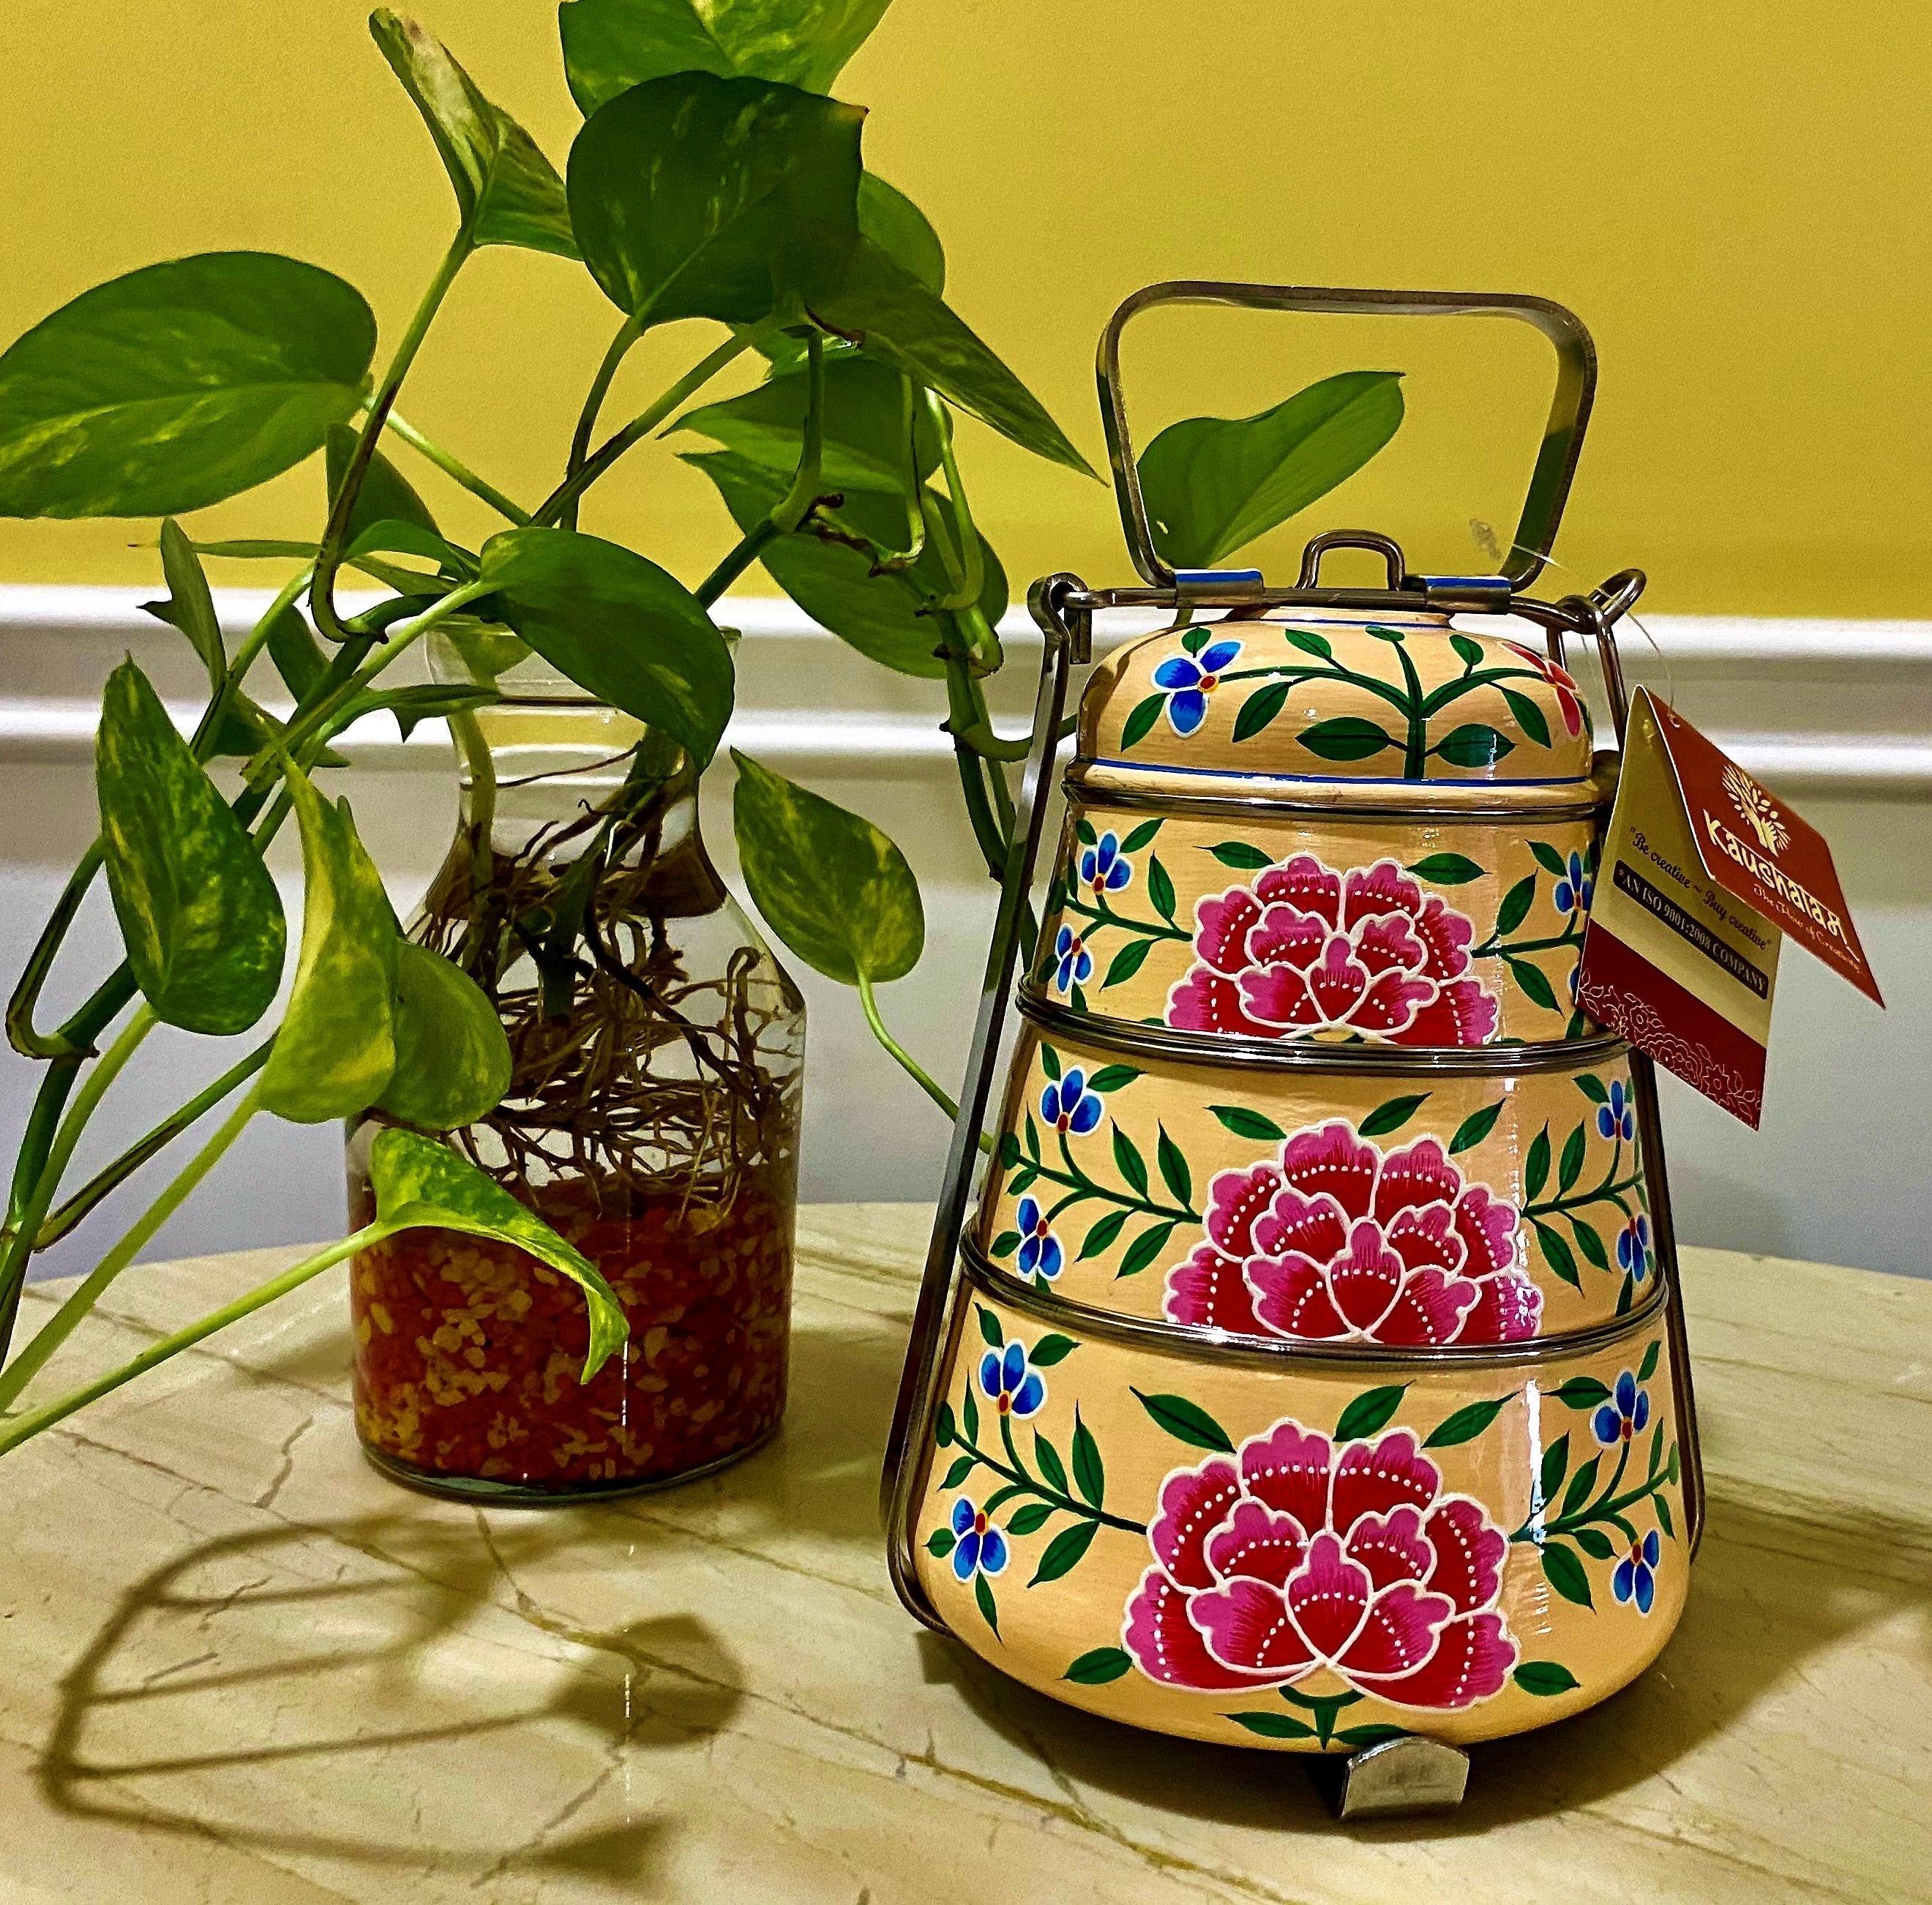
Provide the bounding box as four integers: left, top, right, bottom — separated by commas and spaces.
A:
1577, 689, 1881, 1129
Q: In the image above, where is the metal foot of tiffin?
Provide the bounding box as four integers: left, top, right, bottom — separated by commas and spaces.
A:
880, 282, 1707, 1819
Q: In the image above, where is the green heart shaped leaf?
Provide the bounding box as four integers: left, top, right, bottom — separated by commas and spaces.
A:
560, 0, 893, 112
787, 225, 1093, 475
478, 526, 734, 765
366, 1126, 626, 1380
732, 751, 922, 984
370, 10, 578, 258
569, 72, 863, 328
1138, 370, 1405, 569
96, 660, 286, 1035
375, 942, 513, 1130
676, 354, 939, 494
0, 252, 376, 519
140, 520, 226, 696
685, 449, 1005, 675
856, 172, 943, 293
326, 421, 438, 547
259, 766, 398, 1123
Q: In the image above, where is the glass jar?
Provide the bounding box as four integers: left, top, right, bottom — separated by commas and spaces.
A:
347, 637, 804, 1502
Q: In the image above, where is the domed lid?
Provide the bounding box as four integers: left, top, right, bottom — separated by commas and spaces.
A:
1079, 607, 1592, 785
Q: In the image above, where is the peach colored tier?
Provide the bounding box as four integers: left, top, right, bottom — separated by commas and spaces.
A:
3, 1208, 1925, 1903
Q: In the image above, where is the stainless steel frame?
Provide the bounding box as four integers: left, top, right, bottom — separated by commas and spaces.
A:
880, 282, 1704, 1645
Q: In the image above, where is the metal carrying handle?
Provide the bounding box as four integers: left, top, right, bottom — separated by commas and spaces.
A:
1097, 280, 1598, 591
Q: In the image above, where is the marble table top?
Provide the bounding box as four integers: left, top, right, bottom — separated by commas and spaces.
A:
3, 1207, 1928, 1903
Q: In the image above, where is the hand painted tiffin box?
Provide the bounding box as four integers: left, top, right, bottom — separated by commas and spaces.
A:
883, 284, 1705, 1807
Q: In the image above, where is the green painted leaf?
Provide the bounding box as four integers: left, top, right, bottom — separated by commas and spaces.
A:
1136, 370, 1405, 569
973, 1570, 999, 1634
1038, 1044, 1061, 1082
370, 11, 577, 258
1120, 693, 1164, 750
1298, 715, 1396, 762
1334, 1723, 1409, 1750
1224, 1710, 1314, 1739
0, 252, 375, 518
1553, 1375, 1611, 1410
1006, 1501, 1054, 1537
1450, 632, 1484, 670
1155, 1125, 1191, 1205
1230, 681, 1290, 743
570, 73, 862, 327
732, 750, 922, 984
259, 766, 397, 1123
1085, 1066, 1140, 1093
1033, 1431, 1068, 1494
1071, 1409, 1104, 1507
940, 1454, 973, 1490
786, 224, 1093, 475
1147, 856, 1177, 922
141, 520, 225, 694
479, 526, 733, 764
1030, 1333, 1078, 1367
1500, 685, 1551, 749
1117, 1221, 1175, 1279
1406, 852, 1483, 886
560, 0, 893, 111
1540, 1541, 1593, 1609
1029, 1517, 1097, 1587
1077, 1210, 1128, 1260
683, 450, 1004, 678
934, 1401, 956, 1445
1572, 1217, 1611, 1273
1547, 1131, 1586, 1208
1525, 1123, 1551, 1201
976, 1303, 1003, 1348
1655, 1492, 1677, 1541
989, 1230, 1020, 1259
1576, 1073, 1610, 1104
1422, 1396, 1510, 1448
1533, 1219, 1581, 1289
1448, 1099, 1504, 1154
1508, 957, 1560, 1011
1639, 1339, 1661, 1382
962, 1382, 978, 1444
1120, 818, 1161, 852
1513, 1661, 1581, 1697
1098, 937, 1150, 990
95, 660, 285, 1036
1335, 1383, 1409, 1442
1560, 1453, 1601, 1522
366, 1125, 626, 1381
1110, 1126, 1149, 1199
1208, 841, 1273, 870
1281, 626, 1333, 660
1494, 872, 1536, 937
925, 1527, 955, 1557
1132, 1388, 1233, 1453
1063, 1646, 1132, 1685
1435, 722, 1516, 769
374, 943, 512, 1131
1539, 1431, 1569, 1504
1210, 1105, 1286, 1142
1573, 1525, 1617, 1560
1530, 839, 1569, 878
1359, 1092, 1429, 1138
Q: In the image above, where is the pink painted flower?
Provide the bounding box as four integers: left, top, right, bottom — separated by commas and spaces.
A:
1123, 1420, 1518, 1709
1164, 1120, 1542, 1346
1499, 641, 1586, 740
1167, 856, 1499, 1048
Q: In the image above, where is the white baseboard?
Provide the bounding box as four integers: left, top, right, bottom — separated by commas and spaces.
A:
2, 585, 1926, 796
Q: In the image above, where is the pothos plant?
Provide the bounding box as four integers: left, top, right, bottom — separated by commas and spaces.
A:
0, 0, 1403, 1458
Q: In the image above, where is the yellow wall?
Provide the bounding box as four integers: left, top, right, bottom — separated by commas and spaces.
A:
3, 0, 1927, 616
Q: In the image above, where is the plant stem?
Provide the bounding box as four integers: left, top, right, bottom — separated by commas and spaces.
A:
381, 410, 531, 525
954, 1425, 1145, 1535
312, 235, 473, 645
0, 1225, 370, 1458
0, 1081, 260, 1415
537, 327, 759, 531
562, 314, 645, 531
858, 973, 959, 1122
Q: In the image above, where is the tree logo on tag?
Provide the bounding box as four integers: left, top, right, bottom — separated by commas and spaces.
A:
1722, 763, 1790, 857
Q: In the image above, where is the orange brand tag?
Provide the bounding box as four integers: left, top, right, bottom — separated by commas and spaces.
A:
1576, 689, 1882, 1129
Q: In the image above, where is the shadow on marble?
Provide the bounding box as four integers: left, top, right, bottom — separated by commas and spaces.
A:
920, 1488, 1932, 1837
36, 1516, 743, 1887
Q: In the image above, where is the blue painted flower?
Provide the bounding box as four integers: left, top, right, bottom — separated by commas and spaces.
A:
1039, 1067, 1103, 1137
979, 1339, 1046, 1418
1598, 1078, 1636, 1143
1079, 830, 1133, 895
948, 1496, 1009, 1582
1554, 850, 1595, 917
1015, 1197, 1064, 1281
1052, 925, 1092, 994
1617, 1213, 1652, 1282
1612, 1528, 1661, 1614
1593, 1369, 1652, 1448
1151, 638, 1242, 736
